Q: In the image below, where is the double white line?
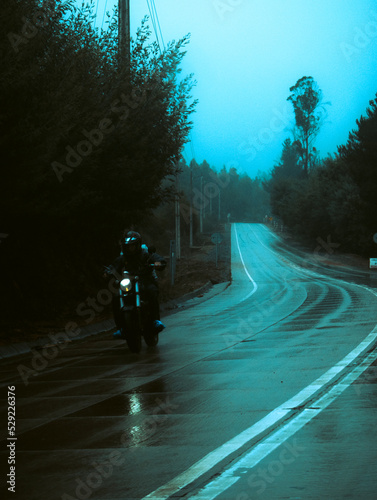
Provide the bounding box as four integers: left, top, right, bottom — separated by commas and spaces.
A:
143, 225, 377, 500
144, 327, 377, 499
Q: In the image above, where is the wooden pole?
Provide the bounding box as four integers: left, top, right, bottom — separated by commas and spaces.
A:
119, 0, 130, 70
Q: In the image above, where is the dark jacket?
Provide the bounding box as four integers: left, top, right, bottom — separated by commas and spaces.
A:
112, 245, 166, 285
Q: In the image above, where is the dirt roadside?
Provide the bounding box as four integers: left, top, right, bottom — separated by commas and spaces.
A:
2, 223, 376, 349
268, 226, 377, 294
0, 226, 231, 347
272, 227, 372, 270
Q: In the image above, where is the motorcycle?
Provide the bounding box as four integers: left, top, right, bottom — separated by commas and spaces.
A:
104, 263, 162, 353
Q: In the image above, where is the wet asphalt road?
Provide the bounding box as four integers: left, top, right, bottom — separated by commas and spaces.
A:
1, 223, 377, 500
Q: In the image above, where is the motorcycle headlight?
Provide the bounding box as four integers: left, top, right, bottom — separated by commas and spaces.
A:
120, 278, 132, 292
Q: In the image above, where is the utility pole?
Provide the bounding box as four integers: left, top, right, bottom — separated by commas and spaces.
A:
190, 169, 193, 247
200, 176, 203, 233
218, 190, 221, 222
175, 173, 181, 260
119, 0, 130, 70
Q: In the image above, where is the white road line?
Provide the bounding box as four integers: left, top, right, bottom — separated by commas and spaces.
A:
190, 349, 377, 499
142, 224, 377, 500
142, 323, 377, 500
234, 223, 258, 301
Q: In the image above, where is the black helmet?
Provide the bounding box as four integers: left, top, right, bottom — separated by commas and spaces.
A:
122, 231, 142, 257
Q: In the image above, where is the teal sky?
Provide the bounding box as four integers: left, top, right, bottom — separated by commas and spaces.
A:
91, 0, 377, 178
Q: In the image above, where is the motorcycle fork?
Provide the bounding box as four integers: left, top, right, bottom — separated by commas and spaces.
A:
135, 278, 143, 330
135, 278, 141, 309
119, 289, 124, 309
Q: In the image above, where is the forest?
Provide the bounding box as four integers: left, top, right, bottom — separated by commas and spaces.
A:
265, 76, 377, 257
1, 1, 376, 328
0, 0, 267, 325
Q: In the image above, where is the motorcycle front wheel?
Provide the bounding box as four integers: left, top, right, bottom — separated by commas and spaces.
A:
123, 312, 142, 353
144, 331, 159, 347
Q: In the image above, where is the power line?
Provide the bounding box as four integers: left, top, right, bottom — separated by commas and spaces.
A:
94, 0, 99, 29
150, 2, 195, 162
101, 0, 109, 31
146, 0, 159, 50
151, 0, 165, 51
113, 0, 197, 165
146, 0, 164, 54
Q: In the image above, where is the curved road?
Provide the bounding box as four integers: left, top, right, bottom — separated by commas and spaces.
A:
1, 223, 377, 500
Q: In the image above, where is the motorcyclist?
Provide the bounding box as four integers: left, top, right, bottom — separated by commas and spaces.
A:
109, 231, 166, 335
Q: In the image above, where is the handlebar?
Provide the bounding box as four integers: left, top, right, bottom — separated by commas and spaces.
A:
103, 262, 165, 278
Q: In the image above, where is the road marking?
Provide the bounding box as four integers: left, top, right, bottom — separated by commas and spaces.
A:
189, 349, 377, 499
142, 326, 377, 500
143, 224, 377, 499
234, 223, 258, 301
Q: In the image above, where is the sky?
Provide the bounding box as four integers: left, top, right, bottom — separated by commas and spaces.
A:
91, 0, 377, 178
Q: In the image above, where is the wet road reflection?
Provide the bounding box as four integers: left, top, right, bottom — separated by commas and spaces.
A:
0, 223, 376, 500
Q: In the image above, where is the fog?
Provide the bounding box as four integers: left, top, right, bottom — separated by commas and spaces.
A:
93, 0, 377, 178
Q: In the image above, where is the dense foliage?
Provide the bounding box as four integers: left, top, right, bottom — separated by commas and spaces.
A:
267, 88, 377, 256
287, 76, 328, 175
0, 0, 196, 319
178, 160, 270, 230
137, 158, 270, 260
